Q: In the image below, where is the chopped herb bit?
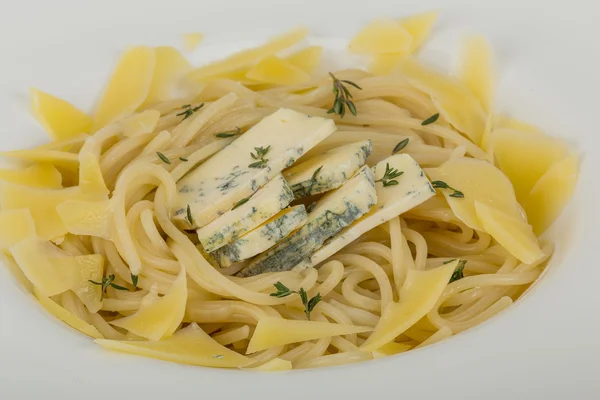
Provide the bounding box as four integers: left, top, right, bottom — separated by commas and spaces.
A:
375, 162, 404, 187
215, 127, 242, 138
327, 72, 362, 118
186, 204, 195, 227
213, 354, 224, 359
442, 258, 457, 265
248, 146, 271, 169
157, 152, 171, 164
179, 157, 188, 162
449, 260, 467, 283
89, 274, 129, 300
176, 103, 204, 121
431, 180, 464, 198
306, 201, 317, 213
392, 138, 409, 154
232, 196, 250, 210
421, 113, 440, 126
270, 281, 322, 321
131, 274, 139, 289
311, 166, 323, 182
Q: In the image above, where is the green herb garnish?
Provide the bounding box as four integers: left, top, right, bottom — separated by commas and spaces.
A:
327, 72, 362, 118
375, 162, 404, 187
431, 180, 464, 198
157, 152, 170, 164
131, 274, 138, 289
270, 281, 322, 321
89, 274, 129, 300
186, 204, 195, 227
177, 103, 204, 121
179, 157, 188, 162
449, 260, 467, 283
421, 113, 440, 126
392, 138, 409, 154
248, 146, 271, 169
215, 127, 242, 138
232, 196, 250, 210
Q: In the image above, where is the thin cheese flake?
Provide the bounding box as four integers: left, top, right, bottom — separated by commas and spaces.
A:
0, 164, 62, 189
286, 46, 323, 74
30, 88, 92, 140
461, 35, 494, 112
246, 55, 311, 85
398, 10, 439, 52
143, 47, 191, 106
348, 18, 413, 55
56, 199, 112, 239
181, 33, 204, 52
0, 209, 36, 250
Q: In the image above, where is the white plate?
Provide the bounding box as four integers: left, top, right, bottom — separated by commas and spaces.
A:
1, 0, 598, 398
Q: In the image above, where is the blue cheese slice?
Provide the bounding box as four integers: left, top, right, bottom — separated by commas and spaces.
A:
197, 174, 294, 253
213, 205, 308, 267
236, 166, 377, 277
284, 140, 373, 199
305, 154, 435, 267
173, 108, 337, 228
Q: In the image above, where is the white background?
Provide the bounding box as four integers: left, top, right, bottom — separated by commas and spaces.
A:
0, 0, 599, 398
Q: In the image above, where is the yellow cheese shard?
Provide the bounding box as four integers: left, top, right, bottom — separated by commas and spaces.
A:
246, 55, 311, 85
0, 183, 98, 240
0, 209, 36, 250
10, 236, 78, 296
56, 199, 112, 238
399, 10, 439, 52
460, 35, 494, 113
494, 115, 543, 134
35, 288, 103, 339
0, 149, 79, 171
525, 154, 579, 235
361, 262, 457, 351
490, 128, 568, 204
372, 341, 413, 359
349, 18, 413, 54
429, 157, 521, 231
143, 47, 191, 106
121, 110, 161, 137
30, 88, 92, 140
181, 33, 204, 52
110, 268, 187, 340
96, 323, 250, 368
397, 58, 486, 144
50, 254, 104, 313
369, 53, 404, 75
286, 46, 323, 74
93, 46, 155, 130
0, 164, 62, 189
475, 201, 543, 264
78, 151, 109, 196
246, 317, 372, 354
188, 27, 308, 81
250, 358, 293, 371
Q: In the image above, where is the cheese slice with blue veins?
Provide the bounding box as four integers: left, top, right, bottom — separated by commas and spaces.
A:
213, 205, 308, 267
172, 108, 337, 229
284, 140, 373, 199
197, 174, 294, 252
305, 154, 435, 268
236, 165, 377, 277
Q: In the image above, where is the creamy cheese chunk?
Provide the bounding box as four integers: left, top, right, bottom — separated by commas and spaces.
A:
172, 108, 337, 229
284, 140, 373, 199
237, 165, 377, 277
213, 205, 308, 267
197, 174, 294, 253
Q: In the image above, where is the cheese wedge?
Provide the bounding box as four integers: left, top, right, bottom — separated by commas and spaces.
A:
96, 323, 250, 368
238, 166, 377, 277
197, 174, 294, 252
0, 164, 62, 189
246, 317, 372, 354
284, 140, 373, 199
30, 88, 92, 140
110, 268, 187, 340
214, 205, 307, 267
93, 46, 155, 130
361, 261, 457, 351
173, 109, 336, 228
0, 209, 36, 250
307, 154, 435, 267
56, 199, 112, 239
